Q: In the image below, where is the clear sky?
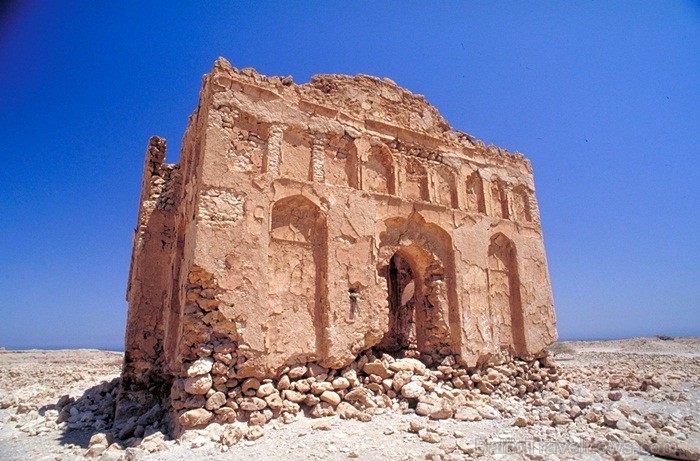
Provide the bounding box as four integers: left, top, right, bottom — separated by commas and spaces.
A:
0, 1, 698, 349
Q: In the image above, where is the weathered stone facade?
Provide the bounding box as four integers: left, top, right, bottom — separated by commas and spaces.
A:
116, 58, 556, 432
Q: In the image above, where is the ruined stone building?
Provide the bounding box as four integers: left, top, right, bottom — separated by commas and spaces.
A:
117, 58, 556, 429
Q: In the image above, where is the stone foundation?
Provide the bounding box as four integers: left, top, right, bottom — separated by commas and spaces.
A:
168, 343, 558, 434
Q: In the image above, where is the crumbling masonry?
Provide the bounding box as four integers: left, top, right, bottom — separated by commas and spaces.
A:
116, 58, 557, 433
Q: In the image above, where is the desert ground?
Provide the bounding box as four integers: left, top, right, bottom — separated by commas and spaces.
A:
0, 337, 698, 461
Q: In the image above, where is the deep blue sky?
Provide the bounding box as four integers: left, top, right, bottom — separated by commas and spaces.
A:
1, 2, 698, 349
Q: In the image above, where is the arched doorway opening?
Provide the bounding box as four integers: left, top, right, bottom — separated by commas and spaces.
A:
377, 241, 452, 358
379, 248, 419, 352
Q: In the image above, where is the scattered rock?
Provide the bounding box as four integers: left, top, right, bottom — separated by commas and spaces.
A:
312, 419, 333, 431
85, 443, 107, 458
98, 448, 124, 461
429, 401, 454, 420
124, 447, 144, 461
178, 408, 213, 428
89, 433, 110, 448
248, 411, 267, 426
419, 428, 441, 444
320, 390, 341, 406
245, 426, 265, 441
140, 432, 168, 453
389, 358, 426, 374
454, 407, 481, 422
550, 413, 571, 426
256, 382, 275, 397
456, 440, 477, 455
603, 409, 626, 428
332, 377, 350, 390
416, 402, 433, 417
363, 361, 392, 379
401, 381, 426, 399
220, 425, 243, 446
408, 420, 426, 433
6, 341, 700, 461
475, 404, 500, 420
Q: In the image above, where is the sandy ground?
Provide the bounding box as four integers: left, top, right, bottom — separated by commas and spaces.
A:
0, 337, 698, 461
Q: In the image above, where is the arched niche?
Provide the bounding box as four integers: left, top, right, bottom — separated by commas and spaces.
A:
376, 213, 459, 358
490, 178, 509, 219
511, 186, 532, 222
362, 144, 394, 195
465, 171, 486, 213
268, 195, 328, 362
403, 159, 429, 202
434, 166, 458, 208
487, 233, 526, 356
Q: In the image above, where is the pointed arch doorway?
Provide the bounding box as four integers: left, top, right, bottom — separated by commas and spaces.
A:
377, 243, 448, 355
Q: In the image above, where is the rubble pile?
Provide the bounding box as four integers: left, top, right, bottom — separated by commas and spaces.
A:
171, 346, 558, 431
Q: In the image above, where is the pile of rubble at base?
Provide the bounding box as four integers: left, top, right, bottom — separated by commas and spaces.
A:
170, 347, 559, 431
4, 345, 699, 460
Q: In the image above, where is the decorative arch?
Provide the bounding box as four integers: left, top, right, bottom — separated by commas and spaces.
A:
511, 186, 532, 222
465, 171, 486, 213
490, 178, 509, 219
268, 195, 328, 362
487, 233, 526, 356
376, 213, 459, 358
434, 165, 458, 208
362, 144, 395, 195
403, 159, 429, 202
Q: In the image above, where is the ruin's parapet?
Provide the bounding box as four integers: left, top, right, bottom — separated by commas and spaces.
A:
208, 57, 531, 172
117, 58, 557, 434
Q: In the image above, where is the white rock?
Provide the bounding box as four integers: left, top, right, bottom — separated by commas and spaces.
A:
418, 428, 441, 443
186, 357, 214, 377
320, 391, 341, 406
389, 358, 427, 374
88, 432, 110, 448
85, 444, 107, 458
475, 404, 501, 420
603, 409, 626, 428
245, 426, 265, 441
454, 407, 481, 421
256, 383, 275, 398
220, 425, 243, 446
288, 366, 308, 379
178, 408, 213, 428
332, 377, 350, 390
184, 374, 213, 395
401, 381, 425, 399
363, 361, 392, 379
